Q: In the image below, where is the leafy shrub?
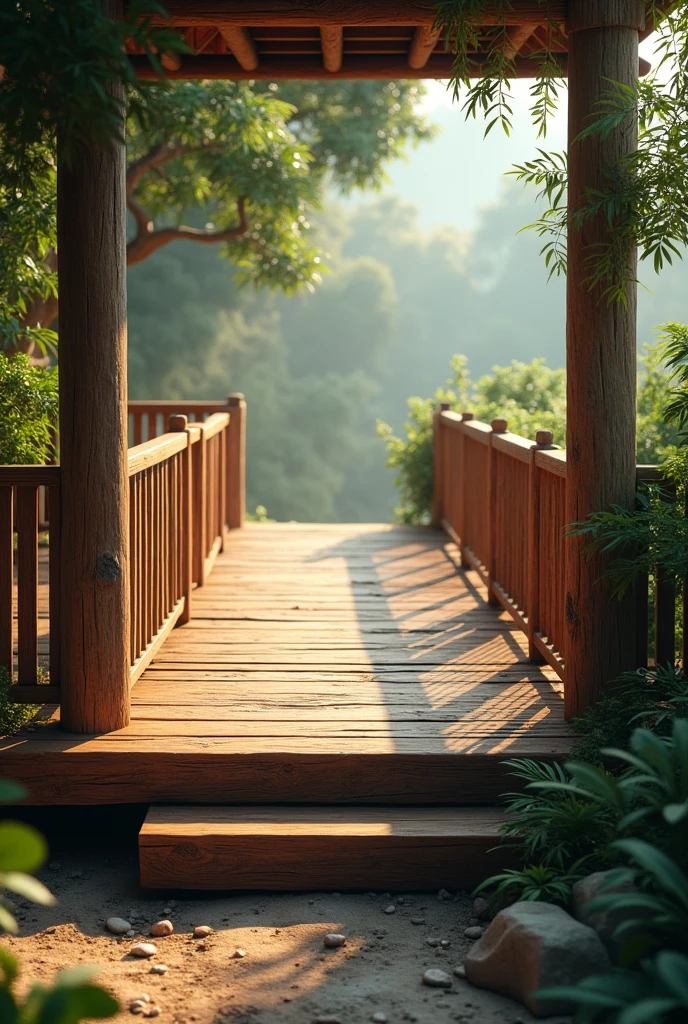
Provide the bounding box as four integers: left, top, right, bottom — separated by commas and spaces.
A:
0, 668, 39, 738
0, 354, 58, 465
0, 777, 119, 1021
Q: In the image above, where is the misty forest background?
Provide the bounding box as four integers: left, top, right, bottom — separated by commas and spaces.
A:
128, 89, 688, 523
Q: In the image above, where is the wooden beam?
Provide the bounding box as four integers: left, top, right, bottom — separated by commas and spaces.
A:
564, 0, 646, 717
320, 25, 343, 71
132, 53, 567, 80
505, 23, 538, 58
217, 24, 259, 69
408, 25, 442, 69
57, 0, 131, 734
157, 1, 565, 28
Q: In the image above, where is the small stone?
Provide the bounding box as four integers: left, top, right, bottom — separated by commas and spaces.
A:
371, 1014, 388, 1023
126, 930, 136, 938
193, 926, 212, 939
130, 1003, 146, 1015
464, 927, 484, 940
70, 870, 83, 879
411, 917, 426, 926
440, 940, 451, 948
106, 917, 132, 935
454, 965, 466, 979
323, 933, 346, 948
131, 943, 157, 959
426, 937, 440, 947
422, 968, 452, 988
196, 942, 207, 951
396, 896, 405, 904
146, 1008, 161, 1018
233, 948, 247, 958
473, 896, 490, 920
437, 888, 452, 901
163, 907, 172, 915
150, 965, 168, 975
366, 892, 377, 898
383, 905, 396, 915
150, 920, 173, 937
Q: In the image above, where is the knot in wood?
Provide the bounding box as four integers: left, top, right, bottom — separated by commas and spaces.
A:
95, 552, 121, 585
566, 592, 579, 628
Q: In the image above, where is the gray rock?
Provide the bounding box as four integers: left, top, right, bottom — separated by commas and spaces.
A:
323, 933, 346, 948
464, 901, 610, 1018
149, 965, 168, 975
473, 896, 490, 920
106, 917, 131, 935
233, 947, 247, 958
422, 968, 452, 988
410, 917, 426, 926
383, 904, 396, 915
454, 964, 466, 978
572, 871, 642, 954
193, 925, 212, 938
371, 1015, 388, 1023
464, 926, 484, 939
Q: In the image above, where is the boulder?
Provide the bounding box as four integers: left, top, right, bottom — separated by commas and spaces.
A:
572, 870, 640, 954
464, 901, 610, 1018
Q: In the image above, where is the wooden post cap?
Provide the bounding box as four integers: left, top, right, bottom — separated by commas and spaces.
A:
227, 393, 245, 406
439, 401, 451, 412
461, 411, 474, 421
536, 429, 554, 446
169, 414, 188, 431
491, 418, 508, 433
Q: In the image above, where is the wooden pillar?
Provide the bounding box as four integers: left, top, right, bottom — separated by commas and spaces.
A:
227, 393, 246, 529
57, 0, 130, 733
431, 402, 450, 528
565, 0, 644, 717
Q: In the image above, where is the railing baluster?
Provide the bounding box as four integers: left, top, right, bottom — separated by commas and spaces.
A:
654, 566, 676, 668
16, 486, 38, 685
0, 485, 13, 675
47, 481, 61, 684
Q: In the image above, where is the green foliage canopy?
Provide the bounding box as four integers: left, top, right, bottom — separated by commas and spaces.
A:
0, 354, 58, 464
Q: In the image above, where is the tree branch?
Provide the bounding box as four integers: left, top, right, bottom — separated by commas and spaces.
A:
126, 140, 222, 195
126, 197, 249, 266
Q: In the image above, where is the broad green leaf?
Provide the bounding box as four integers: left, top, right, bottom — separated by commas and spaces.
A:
0, 782, 26, 805
655, 951, 688, 1002
0, 945, 19, 984
0, 903, 18, 935
618, 997, 681, 1024
39, 983, 119, 1024
0, 822, 48, 873
2, 872, 56, 906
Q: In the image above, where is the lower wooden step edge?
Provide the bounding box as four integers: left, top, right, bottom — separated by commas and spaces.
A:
139, 805, 510, 891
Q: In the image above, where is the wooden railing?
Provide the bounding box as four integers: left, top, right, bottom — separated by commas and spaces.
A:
433, 407, 567, 680
433, 407, 684, 704
4, 397, 245, 705
0, 466, 62, 702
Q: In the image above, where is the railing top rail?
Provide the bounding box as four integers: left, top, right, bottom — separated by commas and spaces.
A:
128, 400, 230, 410
636, 464, 663, 482
460, 419, 492, 444
491, 431, 535, 464
439, 410, 463, 430
0, 465, 61, 485
128, 431, 188, 477
534, 448, 567, 477
196, 411, 230, 440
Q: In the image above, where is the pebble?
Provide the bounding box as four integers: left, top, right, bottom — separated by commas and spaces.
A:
193, 926, 212, 939
70, 870, 83, 879
233, 948, 247, 958
464, 926, 484, 939
323, 933, 346, 948
422, 968, 453, 988
371, 1015, 388, 1023
150, 920, 173, 937
426, 937, 440, 948
150, 965, 168, 975
163, 907, 172, 915
437, 889, 452, 901
126, 930, 136, 938
410, 917, 426, 926
473, 896, 490, 920
106, 917, 132, 935
131, 943, 157, 959
454, 965, 466, 979
146, 1008, 161, 1018
440, 940, 451, 948
130, 1003, 146, 1015
383, 905, 396, 915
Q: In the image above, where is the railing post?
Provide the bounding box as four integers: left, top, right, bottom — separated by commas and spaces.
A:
458, 412, 473, 568
431, 401, 450, 528
0, 486, 12, 675
527, 430, 554, 662
193, 425, 207, 588
170, 416, 193, 625
227, 393, 246, 529
488, 418, 508, 606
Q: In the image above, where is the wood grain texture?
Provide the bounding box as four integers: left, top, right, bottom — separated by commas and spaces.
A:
320, 25, 343, 71
56, 0, 129, 733
218, 25, 259, 68
1, 524, 568, 805
408, 24, 441, 69
565, 0, 640, 716
139, 805, 509, 890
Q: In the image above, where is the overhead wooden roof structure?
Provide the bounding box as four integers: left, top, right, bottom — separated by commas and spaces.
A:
130, 0, 577, 79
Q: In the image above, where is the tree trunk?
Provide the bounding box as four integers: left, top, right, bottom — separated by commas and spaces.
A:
56, 0, 130, 733
564, 0, 645, 717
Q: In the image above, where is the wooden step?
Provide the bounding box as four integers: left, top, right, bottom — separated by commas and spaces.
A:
139, 805, 510, 891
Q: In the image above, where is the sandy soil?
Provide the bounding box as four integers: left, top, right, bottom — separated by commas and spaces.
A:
5, 809, 569, 1024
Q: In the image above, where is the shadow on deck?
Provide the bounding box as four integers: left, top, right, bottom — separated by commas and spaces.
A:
0, 524, 569, 805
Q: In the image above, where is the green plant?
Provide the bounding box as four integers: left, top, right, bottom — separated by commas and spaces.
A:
0, 778, 119, 1020
474, 861, 590, 908
0, 354, 58, 465
0, 669, 39, 738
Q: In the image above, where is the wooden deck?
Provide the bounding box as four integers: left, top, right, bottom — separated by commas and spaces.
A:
1, 524, 568, 805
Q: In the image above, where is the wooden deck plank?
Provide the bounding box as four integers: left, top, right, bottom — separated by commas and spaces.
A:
2, 523, 570, 804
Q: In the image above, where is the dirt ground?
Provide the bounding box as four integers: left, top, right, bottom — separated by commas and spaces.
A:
5, 808, 569, 1024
